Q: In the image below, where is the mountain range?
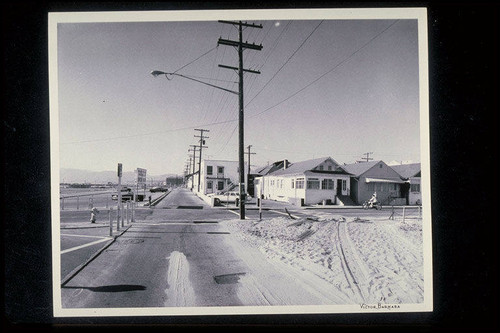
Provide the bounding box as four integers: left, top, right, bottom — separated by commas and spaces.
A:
60, 168, 181, 184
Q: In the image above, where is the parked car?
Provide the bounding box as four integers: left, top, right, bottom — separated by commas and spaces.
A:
150, 186, 168, 193
208, 191, 250, 204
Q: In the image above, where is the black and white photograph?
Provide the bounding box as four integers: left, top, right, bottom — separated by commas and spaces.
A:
48, 8, 432, 317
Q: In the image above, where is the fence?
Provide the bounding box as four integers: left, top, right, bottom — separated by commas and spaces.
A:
388, 206, 423, 223
60, 191, 115, 210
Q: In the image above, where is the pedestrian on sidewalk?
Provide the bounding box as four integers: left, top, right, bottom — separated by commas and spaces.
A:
90, 207, 99, 223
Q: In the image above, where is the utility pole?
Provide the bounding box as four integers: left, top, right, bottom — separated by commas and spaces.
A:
246, 145, 256, 193
361, 152, 374, 163
188, 146, 199, 191
194, 129, 209, 193
218, 20, 263, 220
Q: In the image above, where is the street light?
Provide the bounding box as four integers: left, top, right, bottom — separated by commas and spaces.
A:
150, 70, 238, 95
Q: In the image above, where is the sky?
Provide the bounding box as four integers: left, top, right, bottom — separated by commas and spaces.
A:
55, 12, 422, 176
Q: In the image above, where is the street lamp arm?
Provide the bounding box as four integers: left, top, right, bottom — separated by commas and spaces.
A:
151, 70, 238, 95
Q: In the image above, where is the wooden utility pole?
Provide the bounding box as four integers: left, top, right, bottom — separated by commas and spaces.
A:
246, 145, 256, 193
194, 129, 209, 193
218, 20, 263, 220
188, 146, 199, 191
358, 152, 374, 163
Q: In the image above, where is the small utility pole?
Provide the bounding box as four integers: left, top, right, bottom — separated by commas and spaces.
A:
188, 146, 199, 191
194, 129, 209, 193
246, 145, 256, 193
359, 152, 374, 163
218, 20, 263, 220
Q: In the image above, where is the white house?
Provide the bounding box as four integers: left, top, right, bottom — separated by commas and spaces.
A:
255, 157, 351, 206
195, 159, 247, 195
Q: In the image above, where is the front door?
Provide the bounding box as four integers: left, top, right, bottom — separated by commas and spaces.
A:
337, 179, 342, 196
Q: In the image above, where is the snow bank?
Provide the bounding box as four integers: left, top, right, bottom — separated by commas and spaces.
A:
223, 212, 424, 305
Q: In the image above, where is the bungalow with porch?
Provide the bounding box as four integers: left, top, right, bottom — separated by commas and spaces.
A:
343, 160, 406, 205
391, 163, 422, 205
254, 157, 351, 206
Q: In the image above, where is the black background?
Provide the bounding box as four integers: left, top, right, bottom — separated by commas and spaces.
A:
2, 1, 498, 331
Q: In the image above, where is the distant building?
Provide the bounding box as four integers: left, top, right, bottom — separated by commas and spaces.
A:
194, 159, 247, 195
343, 160, 406, 205
165, 175, 184, 187
255, 157, 351, 206
391, 163, 421, 205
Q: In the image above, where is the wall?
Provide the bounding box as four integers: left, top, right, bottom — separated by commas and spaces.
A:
408, 177, 422, 205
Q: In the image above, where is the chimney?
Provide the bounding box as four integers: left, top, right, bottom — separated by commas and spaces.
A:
283, 159, 289, 170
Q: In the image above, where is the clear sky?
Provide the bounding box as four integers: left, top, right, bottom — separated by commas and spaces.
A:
56, 15, 421, 176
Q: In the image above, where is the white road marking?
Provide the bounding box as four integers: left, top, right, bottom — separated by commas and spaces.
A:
165, 251, 196, 307
60, 233, 109, 239
61, 237, 112, 254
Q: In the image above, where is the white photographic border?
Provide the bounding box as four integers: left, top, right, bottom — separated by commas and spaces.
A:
49, 7, 431, 318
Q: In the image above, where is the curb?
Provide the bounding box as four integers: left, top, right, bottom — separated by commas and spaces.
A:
61, 224, 132, 286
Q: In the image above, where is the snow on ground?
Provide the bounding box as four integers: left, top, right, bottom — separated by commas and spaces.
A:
223, 210, 424, 305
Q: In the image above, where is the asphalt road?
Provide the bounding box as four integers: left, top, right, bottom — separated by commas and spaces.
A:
59, 187, 413, 309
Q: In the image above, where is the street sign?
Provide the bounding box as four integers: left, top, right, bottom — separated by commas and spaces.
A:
136, 168, 147, 185
117, 163, 122, 177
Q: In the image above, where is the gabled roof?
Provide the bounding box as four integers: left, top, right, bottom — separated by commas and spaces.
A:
270, 157, 347, 176
342, 160, 382, 177
390, 163, 421, 179
253, 160, 289, 176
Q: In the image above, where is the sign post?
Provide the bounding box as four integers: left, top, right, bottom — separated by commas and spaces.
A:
117, 163, 122, 231
134, 168, 147, 217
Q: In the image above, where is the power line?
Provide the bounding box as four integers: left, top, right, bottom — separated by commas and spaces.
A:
249, 20, 400, 119
173, 46, 217, 74
246, 20, 323, 108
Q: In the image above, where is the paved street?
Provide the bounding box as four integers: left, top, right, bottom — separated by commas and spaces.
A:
59, 187, 401, 308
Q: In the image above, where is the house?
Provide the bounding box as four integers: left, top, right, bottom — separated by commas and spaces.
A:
196, 159, 247, 195
249, 160, 290, 197
255, 157, 351, 206
343, 160, 406, 205
391, 163, 422, 205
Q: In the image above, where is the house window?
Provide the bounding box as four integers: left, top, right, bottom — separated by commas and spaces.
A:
207, 166, 213, 175
321, 179, 334, 190
291, 179, 295, 189
342, 180, 347, 191
307, 178, 320, 190
296, 178, 305, 189
411, 184, 420, 192
217, 166, 224, 174
379, 163, 383, 168
319, 165, 324, 171
328, 165, 332, 171
207, 181, 213, 189
217, 181, 224, 190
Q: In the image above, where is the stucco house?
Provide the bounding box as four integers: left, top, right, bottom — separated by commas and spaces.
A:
391, 163, 422, 205
342, 160, 406, 205
254, 157, 351, 206
196, 159, 247, 195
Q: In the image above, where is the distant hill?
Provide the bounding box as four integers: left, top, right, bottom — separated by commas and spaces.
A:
60, 168, 180, 184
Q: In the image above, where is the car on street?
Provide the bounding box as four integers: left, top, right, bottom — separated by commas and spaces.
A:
150, 186, 168, 193
207, 191, 251, 205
